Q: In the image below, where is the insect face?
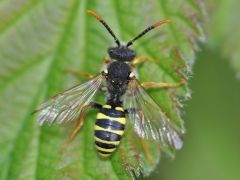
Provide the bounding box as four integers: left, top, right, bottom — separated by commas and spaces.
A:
108, 46, 136, 62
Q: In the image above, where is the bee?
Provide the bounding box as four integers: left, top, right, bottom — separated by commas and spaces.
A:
35, 10, 185, 158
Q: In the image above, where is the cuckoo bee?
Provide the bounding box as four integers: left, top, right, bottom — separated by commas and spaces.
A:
35, 10, 185, 158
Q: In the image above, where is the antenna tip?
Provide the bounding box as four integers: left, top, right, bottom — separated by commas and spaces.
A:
86, 10, 101, 20
154, 19, 172, 27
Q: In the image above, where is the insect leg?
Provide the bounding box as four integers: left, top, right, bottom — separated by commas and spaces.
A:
61, 102, 102, 152
103, 56, 111, 64
64, 56, 110, 79
131, 55, 157, 67
64, 68, 94, 79
140, 139, 156, 165
141, 79, 185, 88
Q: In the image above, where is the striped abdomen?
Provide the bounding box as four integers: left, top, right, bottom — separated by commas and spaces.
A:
94, 104, 126, 157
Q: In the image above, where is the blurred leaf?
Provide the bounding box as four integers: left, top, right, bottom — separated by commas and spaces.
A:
207, 0, 240, 79
0, 0, 205, 179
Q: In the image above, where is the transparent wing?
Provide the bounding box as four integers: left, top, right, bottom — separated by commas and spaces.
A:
119, 120, 162, 178
123, 79, 184, 154
35, 73, 105, 125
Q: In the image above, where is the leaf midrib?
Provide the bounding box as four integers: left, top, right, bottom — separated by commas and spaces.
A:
35, 0, 81, 178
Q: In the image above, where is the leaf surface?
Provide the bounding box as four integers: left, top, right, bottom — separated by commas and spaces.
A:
0, 0, 205, 179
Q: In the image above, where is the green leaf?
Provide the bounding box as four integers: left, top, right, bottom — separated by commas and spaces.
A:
0, 0, 205, 179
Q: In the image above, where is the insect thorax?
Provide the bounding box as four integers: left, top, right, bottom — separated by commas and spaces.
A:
106, 61, 131, 106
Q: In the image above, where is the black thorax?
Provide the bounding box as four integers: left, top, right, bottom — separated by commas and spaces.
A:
106, 61, 131, 106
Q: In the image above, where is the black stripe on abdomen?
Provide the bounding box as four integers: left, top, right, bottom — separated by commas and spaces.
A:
97, 149, 112, 155
95, 119, 125, 130
95, 104, 126, 157
95, 130, 121, 142
100, 108, 125, 118
95, 141, 116, 149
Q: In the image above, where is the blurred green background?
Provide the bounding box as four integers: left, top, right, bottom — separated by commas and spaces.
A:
149, 47, 240, 180
0, 0, 240, 179
150, 0, 240, 179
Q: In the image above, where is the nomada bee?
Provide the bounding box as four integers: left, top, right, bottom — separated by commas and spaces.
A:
35, 10, 185, 158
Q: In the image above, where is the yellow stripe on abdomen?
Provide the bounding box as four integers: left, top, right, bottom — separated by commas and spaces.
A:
96, 146, 116, 152
96, 113, 126, 125
94, 125, 124, 135
94, 137, 120, 145
95, 105, 126, 157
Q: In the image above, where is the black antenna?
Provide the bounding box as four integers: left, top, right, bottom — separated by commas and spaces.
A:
126, 20, 171, 47
87, 10, 121, 47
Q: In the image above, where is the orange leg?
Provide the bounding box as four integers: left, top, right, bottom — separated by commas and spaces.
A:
64, 56, 110, 79
141, 79, 185, 88
60, 105, 89, 153
140, 139, 155, 165
131, 55, 157, 67
103, 56, 111, 64
60, 102, 102, 153
64, 68, 94, 79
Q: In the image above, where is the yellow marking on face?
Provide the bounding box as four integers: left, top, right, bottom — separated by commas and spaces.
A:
115, 107, 124, 111
104, 69, 108, 74
96, 146, 116, 152
103, 104, 111, 109
94, 125, 124, 136
96, 113, 126, 124
129, 72, 135, 78
95, 137, 120, 145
